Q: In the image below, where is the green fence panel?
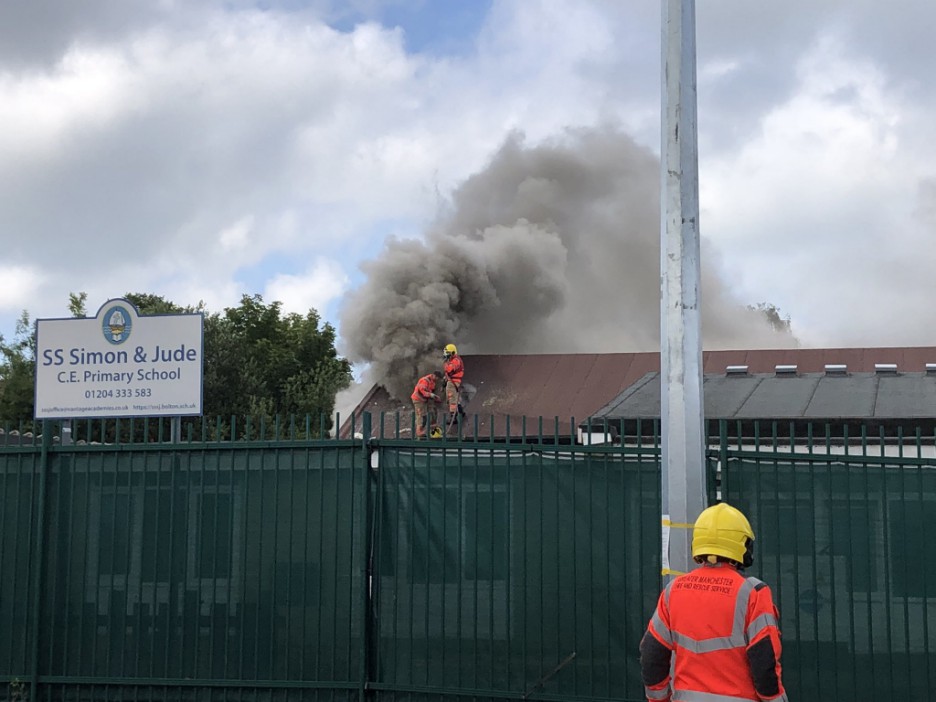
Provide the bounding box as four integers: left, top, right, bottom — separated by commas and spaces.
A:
0, 450, 42, 680
371, 445, 661, 702
721, 437, 936, 702
1, 438, 367, 701
34, 685, 359, 702
4, 415, 935, 702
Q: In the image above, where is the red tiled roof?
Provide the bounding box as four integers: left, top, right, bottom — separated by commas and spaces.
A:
342, 347, 936, 439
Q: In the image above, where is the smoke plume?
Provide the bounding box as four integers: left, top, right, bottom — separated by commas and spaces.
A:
340, 126, 797, 400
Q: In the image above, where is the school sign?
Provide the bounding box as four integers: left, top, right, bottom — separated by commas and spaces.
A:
34, 299, 203, 419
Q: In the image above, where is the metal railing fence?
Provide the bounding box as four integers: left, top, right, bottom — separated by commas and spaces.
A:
0, 415, 934, 702
718, 420, 936, 701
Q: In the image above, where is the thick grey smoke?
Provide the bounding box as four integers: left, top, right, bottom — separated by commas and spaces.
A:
341, 126, 797, 399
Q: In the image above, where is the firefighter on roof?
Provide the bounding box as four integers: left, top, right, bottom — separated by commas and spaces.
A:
639, 502, 788, 702
411, 371, 443, 439
442, 343, 466, 431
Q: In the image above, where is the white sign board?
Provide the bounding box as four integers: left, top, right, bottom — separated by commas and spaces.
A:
34, 299, 203, 419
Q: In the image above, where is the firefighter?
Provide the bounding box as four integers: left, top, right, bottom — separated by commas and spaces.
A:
639, 503, 788, 702
411, 371, 443, 439
442, 343, 466, 430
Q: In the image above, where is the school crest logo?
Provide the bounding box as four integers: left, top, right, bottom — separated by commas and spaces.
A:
102, 305, 132, 345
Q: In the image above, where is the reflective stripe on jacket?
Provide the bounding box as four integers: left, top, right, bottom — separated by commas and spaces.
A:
639, 563, 787, 702
410, 374, 437, 402
443, 355, 464, 385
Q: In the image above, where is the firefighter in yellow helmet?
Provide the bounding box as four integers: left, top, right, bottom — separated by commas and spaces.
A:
441, 343, 465, 431
640, 503, 788, 702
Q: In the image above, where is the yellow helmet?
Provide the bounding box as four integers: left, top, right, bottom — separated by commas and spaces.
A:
692, 502, 755, 566
443, 343, 457, 357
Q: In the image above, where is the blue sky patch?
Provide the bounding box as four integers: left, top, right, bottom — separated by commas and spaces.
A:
332, 0, 493, 56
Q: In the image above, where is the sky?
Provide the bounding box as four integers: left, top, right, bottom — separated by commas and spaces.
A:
3, 0, 936, 381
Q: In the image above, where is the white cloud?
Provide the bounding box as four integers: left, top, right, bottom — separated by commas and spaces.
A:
264, 258, 349, 316
0, 265, 44, 312
0, 48, 135, 159
2, 0, 936, 353
700, 58, 741, 82
218, 216, 253, 252
702, 34, 928, 345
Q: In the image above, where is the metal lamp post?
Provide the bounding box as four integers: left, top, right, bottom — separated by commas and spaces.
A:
660, 0, 707, 579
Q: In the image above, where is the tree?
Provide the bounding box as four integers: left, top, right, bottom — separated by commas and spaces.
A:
749, 302, 794, 336
201, 294, 352, 434
125, 292, 192, 316
0, 311, 37, 424
68, 292, 88, 318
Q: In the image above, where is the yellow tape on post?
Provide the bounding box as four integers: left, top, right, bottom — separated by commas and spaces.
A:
662, 519, 695, 529
661, 516, 694, 576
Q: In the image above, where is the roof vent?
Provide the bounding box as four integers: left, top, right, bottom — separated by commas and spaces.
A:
927, 363, 936, 376
775, 364, 798, 376
874, 363, 898, 375
824, 364, 847, 376
726, 365, 749, 376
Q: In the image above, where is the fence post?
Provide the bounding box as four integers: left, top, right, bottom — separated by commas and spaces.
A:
29, 421, 52, 702
719, 420, 729, 500
359, 411, 373, 702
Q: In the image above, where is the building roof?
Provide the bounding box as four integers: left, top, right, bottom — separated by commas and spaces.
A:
345, 352, 660, 439
344, 346, 936, 440
596, 370, 936, 420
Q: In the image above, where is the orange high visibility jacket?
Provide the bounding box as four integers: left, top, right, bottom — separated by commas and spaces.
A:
411, 374, 438, 402
443, 354, 464, 385
639, 562, 787, 702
